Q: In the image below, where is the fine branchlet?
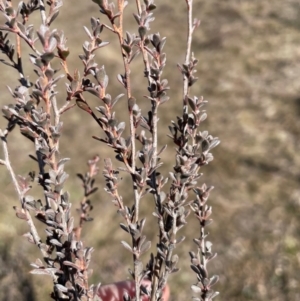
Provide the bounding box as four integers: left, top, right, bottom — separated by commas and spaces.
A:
0, 0, 219, 301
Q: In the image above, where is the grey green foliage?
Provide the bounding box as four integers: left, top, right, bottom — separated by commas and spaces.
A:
0, 0, 219, 301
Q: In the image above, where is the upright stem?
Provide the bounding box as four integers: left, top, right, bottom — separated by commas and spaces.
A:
135, 0, 141, 14
0, 130, 48, 258
39, 0, 47, 25
131, 4, 162, 298
118, 0, 124, 35
183, 0, 193, 101
114, 3, 140, 300
0, 131, 21, 198
135, 1, 158, 197
113, 3, 138, 221
51, 95, 60, 127
200, 225, 207, 269
16, 34, 25, 84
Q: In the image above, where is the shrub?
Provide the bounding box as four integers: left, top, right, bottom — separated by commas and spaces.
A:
0, 0, 219, 300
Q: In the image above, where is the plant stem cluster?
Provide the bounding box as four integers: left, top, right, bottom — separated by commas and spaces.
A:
0, 0, 219, 301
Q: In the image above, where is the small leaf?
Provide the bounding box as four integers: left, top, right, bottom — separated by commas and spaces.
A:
191, 285, 202, 294
76, 100, 92, 114
199, 113, 207, 122
138, 26, 147, 40
209, 275, 219, 287
128, 97, 136, 111
48, 10, 59, 26
176, 236, 185, 245
30, 269, 52, 276
14, 206, 28, 220
41, 52, 55, 65
56, 284, 69, 293
129, 49, 140, 63
202, 139, 210, 152
63, 261, 80, 270
112, 93, 124, 107
50, 239, 62, 247
121, 241, 133, 253
122, 44, 131, 54
83, 26, 93, 40
140, 241, 151, 254
120, 223, 129, 233
58, 158, 70, 168
23, 232, 35, 244
97, 66, 108, 88
148, 4, 156, 11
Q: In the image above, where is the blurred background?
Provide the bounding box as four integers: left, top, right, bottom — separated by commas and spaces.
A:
0, 0, 300, 300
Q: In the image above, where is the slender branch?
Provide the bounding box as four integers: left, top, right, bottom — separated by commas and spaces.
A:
200, 225, 207, 269
16, 34, 26, 84
112, 2, 139, 222
121, 49, 142, 301
118, 0, 124, 37
61, 59, 73, 81
0, 130, 22, 197
113, 5, 141, 300
183, 0, 193, 100
51, 95, 60, 126
39, 0, 47, 25
59, 102, 76, 115
0, 31, 27, 84
18, 30, 41, 55
137, 29, 157, 168
132, 4, 169, 300
0, 129, 48, 258
135, 0, 141, 14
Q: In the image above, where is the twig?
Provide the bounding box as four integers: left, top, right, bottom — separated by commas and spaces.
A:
51, 95, 60, 126
183, 0, 193, 100
16, 34, 26, 85
0, 129, 48, 258
135, 0, 141, 14
15, 28, 41, 56
38, 0, 47, 25
0, 130, 22, 197
133, 2, 162, 298
114, 1, 139, 222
